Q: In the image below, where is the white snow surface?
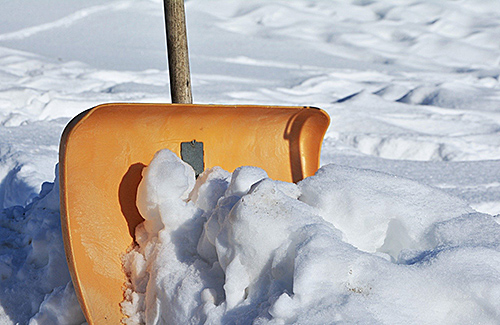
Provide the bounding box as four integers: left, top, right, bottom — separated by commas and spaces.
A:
0, 0, 500, 324
122, 150, 500, 324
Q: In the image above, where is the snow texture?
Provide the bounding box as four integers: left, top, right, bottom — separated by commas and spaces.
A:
0, 0, 500, 323
122, 151, 500, 324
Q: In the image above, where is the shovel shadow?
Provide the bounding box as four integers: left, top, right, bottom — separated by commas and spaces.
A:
118, 163, 146, 241
284, 110, 309, 183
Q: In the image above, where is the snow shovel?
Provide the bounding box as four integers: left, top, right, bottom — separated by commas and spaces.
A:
59, 0, 329, 323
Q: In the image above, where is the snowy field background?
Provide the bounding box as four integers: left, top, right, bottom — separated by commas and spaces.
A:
1, 0, 500, 323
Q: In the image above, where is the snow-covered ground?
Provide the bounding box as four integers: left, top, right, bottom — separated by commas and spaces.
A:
1, 0, 500, 324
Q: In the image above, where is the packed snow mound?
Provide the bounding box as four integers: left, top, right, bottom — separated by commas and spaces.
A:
0, 166, 85, 324
122, 150, 500, 324
299, 164, 474, 258
1, 0, 500, 323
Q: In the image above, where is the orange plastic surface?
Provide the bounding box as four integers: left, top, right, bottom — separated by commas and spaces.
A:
59, 103, 330, 324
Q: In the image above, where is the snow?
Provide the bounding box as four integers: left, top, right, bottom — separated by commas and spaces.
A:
0, 0, 500, 323
122, 152, 500, 323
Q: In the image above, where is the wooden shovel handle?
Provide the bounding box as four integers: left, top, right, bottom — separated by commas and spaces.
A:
164, 0, 193, 104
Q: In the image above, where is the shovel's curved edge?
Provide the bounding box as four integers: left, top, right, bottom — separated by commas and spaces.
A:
59, 103, 330, 324
59, 107, 101, 324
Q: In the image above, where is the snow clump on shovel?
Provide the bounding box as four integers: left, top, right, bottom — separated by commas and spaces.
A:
121, 149, 500, 324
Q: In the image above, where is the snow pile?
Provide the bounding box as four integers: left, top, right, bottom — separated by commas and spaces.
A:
1, 0, 500, 323
0, 167, 85, 324
122, 150, 500, 324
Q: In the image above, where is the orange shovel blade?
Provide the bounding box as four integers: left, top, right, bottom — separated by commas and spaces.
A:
59, 103, 330, 324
